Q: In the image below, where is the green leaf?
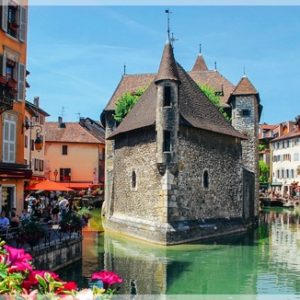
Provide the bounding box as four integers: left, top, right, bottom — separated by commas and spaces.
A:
36, 274, 47, 291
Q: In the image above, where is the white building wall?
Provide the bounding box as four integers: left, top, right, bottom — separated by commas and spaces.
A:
271, 137, 300, 195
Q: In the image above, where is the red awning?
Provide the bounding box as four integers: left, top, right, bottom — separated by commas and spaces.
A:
26, 180, 73, 191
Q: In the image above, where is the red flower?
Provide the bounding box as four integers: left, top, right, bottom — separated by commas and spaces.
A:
4, 245, 33, 272
22, 270, 61, 291
56, 281, 78, 294
91, 270, 122, 286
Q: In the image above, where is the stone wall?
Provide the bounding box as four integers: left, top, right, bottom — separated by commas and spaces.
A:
112, 128, 165, 224
173, 126, 243, 221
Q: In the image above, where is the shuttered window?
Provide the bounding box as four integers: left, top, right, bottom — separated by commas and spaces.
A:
1, 0, 8, 32
17, 63, 25, 101
2, 114, 16, 163
18, 6, 27, 42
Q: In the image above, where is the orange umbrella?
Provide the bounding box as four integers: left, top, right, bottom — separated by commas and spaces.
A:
27, 180, 73, 192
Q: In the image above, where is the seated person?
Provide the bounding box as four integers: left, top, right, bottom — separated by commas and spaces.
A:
0, 211, 10, 229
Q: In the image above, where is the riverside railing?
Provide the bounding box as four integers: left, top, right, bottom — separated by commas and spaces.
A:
0, 222, 82, 251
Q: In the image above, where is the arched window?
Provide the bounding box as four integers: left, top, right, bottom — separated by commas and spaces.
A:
131, 170, 136, 189
203, 170, 209, 189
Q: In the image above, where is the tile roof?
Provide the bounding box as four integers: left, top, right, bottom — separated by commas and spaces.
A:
79, 117, 105, 144
45, 122, 103, 144
270, 128, 300, 142
108, 44, 246, 141
105, 74, 155, 111
231, 76, 258, 96
25, 100, 50, 117
189, 70, 234, 107
155, 42, 180, 83
191, 54, 208, 72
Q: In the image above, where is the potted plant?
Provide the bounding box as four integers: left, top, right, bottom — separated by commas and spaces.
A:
59, 211, 83, 233
17, 219, 46, 247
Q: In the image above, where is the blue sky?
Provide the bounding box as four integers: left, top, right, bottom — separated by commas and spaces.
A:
27, 6, 300, 124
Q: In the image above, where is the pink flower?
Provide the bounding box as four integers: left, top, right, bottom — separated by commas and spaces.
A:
4, 245, 33, 272
91, 270, 122, 286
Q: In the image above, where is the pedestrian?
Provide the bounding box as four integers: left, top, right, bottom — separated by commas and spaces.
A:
0, 211, 10, 229
51, 205, 59, 224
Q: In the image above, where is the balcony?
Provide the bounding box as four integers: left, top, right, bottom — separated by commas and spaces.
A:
0, 77, 15, 113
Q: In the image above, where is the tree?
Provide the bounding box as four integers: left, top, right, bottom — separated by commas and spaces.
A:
198, 84, 230, 121
259, 160, 269, 183
114, 87, 147, 123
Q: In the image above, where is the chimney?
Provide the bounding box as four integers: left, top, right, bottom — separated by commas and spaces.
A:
34, 96, 40, 107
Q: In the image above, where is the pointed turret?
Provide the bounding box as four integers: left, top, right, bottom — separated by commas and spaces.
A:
191, 54, 208, 72
231, 75, 258, 96
155, 41, 179, 84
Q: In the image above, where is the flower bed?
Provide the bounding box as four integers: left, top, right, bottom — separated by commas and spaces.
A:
0, 240, 122, 299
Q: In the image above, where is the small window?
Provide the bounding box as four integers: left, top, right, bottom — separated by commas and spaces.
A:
277, 170, 280, 178
163, 86, 172, 107
7, 5, 18, 38
203, 170, 209, 189
62, 145, 68, 155
131, 170, 136, 189
163, 131, 171, 152
241, 109, 250, 117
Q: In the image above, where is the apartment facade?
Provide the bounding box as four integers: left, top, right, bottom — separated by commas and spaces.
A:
270, 120, 300, 196
45, 117, 105, 190
24, 97, 49, 186
0, 1, 29, 214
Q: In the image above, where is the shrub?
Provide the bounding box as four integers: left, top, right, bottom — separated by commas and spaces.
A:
114, 87, 147, 122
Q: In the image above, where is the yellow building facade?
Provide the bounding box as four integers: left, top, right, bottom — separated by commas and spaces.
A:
0, 0, 29, 214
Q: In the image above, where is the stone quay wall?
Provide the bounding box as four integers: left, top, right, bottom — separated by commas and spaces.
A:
31, 237, 82, 271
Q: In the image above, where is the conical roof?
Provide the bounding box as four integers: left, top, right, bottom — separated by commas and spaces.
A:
108, 43, 246, 140
232, 76, 258, 96
155, 41, 180, 83
191, 54, 208, 72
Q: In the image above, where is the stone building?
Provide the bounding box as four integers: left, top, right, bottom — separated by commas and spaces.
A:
101, 41, 262, 245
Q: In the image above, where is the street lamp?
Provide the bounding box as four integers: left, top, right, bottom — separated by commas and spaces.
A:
23, 119, 43, 168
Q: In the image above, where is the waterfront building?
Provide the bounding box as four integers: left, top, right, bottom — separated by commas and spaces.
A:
0, 1, 30, 214
44, 117, 105, 190
270, 118, 300, 196
24, 97, 50, 186
101, 40, 262, 245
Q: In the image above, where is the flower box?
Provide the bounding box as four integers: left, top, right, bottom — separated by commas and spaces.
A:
0, 75, 7, 85
7, 79, 17, 89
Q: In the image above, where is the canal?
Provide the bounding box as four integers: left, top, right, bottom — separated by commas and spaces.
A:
58, 208, 300, 297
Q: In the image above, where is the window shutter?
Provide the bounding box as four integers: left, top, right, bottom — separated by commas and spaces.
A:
1, 53, 6, 76
17, 63, 25, 101
1, 0, 8, 32
2, 118, 16, 163
19, 6, 27, 42
9, 121, 16, 163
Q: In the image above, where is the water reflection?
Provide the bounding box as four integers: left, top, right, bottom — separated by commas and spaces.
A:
58, 209, 300, 295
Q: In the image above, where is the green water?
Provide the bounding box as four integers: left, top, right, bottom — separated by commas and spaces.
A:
58, 208, 300, 297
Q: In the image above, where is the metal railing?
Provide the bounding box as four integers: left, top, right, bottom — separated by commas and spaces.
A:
0, 222, 82, 251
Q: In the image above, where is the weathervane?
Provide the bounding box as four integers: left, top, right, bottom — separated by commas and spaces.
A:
165, 9, 172, 42
199, 43, 202, 54
171, 32, 178, 47
123, 64, 127, 76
